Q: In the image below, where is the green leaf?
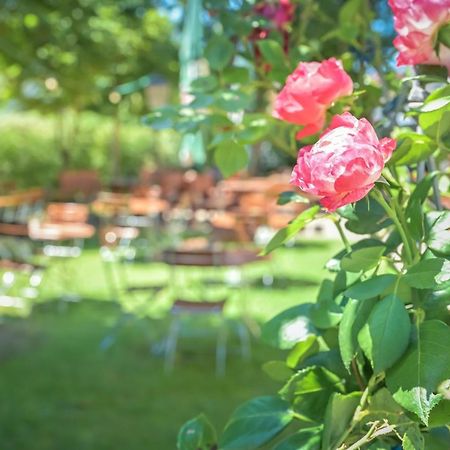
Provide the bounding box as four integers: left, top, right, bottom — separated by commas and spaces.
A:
236, 116, 272, 144
366, 387, 405, 421
402, 424, 425, 450
420, 96, 450, 112
215, 90, 252, 112
256, 39, 287, 68
286, 335, 319, 369
219, 396, 293, 450
262, 361, 292, 381
205, 35, 234, 71
214, 140, 248, 178
393, 389, 442, 426
273, 427, 322, 450
177, 414, 217, 450
425, 211, 450, 257
437, 109, 450, 149
403, 258, 446, 289
429, 399, 450, 428
326, 239, 384, 272
437, 23, 450, 48
277, 191, 308, 206
261, 303, 316, 349
419, 85, 450, 145
339, 197, 391, 235
142, 106, 178, 130
405, 172, 439, 240
262, 205, 320, 255
222, 66, 250, 84
190, 75, 219, 93
188, 93, 214, 109
310, 298, 343, 329
339, 297, 377, 370
424, 427, 450, 450
341, 246, 385, 273
386, 320, 450, 425
344, 274, 397, 300
389, 132, 435, 166
358, 294, 411, 374
301, 349, 348, 380
310, 280, 343, 329
321, 392, 361, 450
280, 367, 345, 423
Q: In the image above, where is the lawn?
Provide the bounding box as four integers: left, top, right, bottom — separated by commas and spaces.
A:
0, 239, 340, 450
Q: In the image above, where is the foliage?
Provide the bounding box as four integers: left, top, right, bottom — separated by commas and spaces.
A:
0, 112, 179, 189
0, 0, 177, 112
175, 1, 450, 449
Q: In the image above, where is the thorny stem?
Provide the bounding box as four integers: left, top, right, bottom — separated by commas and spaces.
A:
371, 189, 414, 267
342, 422, 379, 450
336, 375, 381, 449
333, 219, 352, 253
391, 196, 419, 263
351, 358, 365, 391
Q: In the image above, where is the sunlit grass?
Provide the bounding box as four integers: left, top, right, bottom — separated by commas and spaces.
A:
0, 240, 340, 450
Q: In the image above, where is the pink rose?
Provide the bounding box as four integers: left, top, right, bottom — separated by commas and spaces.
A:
290, 113, 396, 212
389, 0, 450, 71
255, 0, 295, 30
273, 58, 353, 139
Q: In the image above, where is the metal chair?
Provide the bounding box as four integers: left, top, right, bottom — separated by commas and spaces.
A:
161, 248, 255, 376
28, 203, 94, 305
98, 226, 163, 349
164, 299, 230, 376
0, 238, 45, 314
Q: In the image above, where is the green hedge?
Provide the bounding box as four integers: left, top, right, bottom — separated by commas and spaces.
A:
0, 111, 180, 189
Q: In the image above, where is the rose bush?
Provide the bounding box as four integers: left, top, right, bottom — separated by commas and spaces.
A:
290, 112, 396, 211
273, 58, 354, 138
389, 0, 450, 71
143, 1, 450, 448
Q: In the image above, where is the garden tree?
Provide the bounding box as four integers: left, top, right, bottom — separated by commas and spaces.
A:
155, 0, 450, 448
0, 0, 177, 167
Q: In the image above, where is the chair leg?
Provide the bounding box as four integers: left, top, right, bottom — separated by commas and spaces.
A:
164, 317, 180, 374
237, 322, 252, 361
216, 320, 228, 377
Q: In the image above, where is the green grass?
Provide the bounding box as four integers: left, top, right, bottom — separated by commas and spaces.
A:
0, 240, 340, 450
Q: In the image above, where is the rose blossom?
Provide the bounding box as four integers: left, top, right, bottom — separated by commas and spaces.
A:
273, 58, 353, 139
250, 0, 296, 64
255, 0, 295, 31
388, 0, 450, 71
290, 112, 396, 211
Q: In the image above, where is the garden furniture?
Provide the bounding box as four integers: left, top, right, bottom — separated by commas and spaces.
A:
57, 170, 102, 202
160, 247, 267, 375
0, 188, 45, 237
98, 226, 164, 349
28, 203, 95, 304
0, 259, 44, 312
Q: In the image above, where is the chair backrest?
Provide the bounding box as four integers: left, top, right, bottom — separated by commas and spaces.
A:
46, 203, 89, 224
171, 299, 226, 315
158, 170, 185, 203
162, 248, 264, 267
162, 249, 219, 266
0, 189, 45, 232
58, 170, 102, 200
128, 197, 169, 216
